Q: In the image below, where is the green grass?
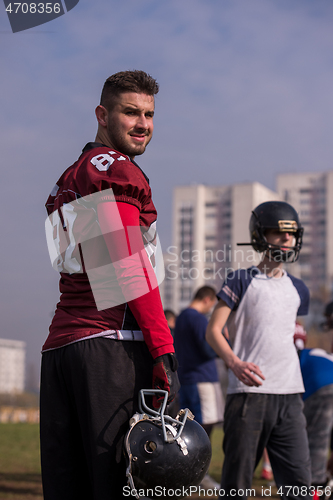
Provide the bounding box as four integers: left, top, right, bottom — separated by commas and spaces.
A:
0, 424, 40, 473
209, 425, 224, 482
0, 422, 278, 499
0, 424, 42, 499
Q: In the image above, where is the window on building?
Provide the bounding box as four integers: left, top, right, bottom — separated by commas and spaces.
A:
180, 206, 193, 214
218, 222, 231, 230
180, 287, 192, 301
300, 188, 311, 194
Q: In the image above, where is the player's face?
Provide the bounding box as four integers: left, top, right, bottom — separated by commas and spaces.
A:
105, 92, 154, 158
265, 229, 296, 250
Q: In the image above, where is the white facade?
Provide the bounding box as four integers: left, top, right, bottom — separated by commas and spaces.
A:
162, 182, 279, 313
0, 338, 25, 393
277, 171, 333, 299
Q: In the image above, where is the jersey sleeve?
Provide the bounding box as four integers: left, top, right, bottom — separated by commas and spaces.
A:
83, 148, 152, 212
217, 269, 248, 311
97, 201, 174, 359
287, 274, 310, 316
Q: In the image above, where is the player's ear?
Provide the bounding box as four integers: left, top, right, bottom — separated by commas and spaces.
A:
95, 105, 108, 127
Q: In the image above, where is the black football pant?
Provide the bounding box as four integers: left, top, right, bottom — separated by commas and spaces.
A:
40, 338, 152, 500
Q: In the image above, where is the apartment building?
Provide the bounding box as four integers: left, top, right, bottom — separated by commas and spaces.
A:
162, 182, 278, 314
0, 338, 25, 393
277, 171, 333, 301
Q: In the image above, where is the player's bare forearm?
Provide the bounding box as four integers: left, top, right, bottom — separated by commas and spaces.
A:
206, 299, 265, 387
206, 300, 235, 366
206, 326, 236, 367
206, 300, 236, 367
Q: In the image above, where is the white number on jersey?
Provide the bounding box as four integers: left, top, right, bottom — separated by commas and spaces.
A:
90, 151, 126, 171
45, 204, 81, 274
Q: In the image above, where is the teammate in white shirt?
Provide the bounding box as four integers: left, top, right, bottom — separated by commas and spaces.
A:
206, 201, 311, 500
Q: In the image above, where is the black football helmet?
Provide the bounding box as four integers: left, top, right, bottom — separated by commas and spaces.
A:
124, 390, 212, 499
249, 201, 303, 263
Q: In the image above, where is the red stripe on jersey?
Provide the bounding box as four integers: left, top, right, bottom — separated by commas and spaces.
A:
97, 201, 174, 358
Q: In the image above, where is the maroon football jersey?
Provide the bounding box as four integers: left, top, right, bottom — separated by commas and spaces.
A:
43, 143, 172, 356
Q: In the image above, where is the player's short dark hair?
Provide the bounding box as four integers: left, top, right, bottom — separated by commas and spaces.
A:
193, 286, 216, 301
325, 301, 333, 318
100, 70, 159, 111
164, 309, 176, 321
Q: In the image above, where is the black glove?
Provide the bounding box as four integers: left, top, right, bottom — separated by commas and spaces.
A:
152, 353, 180, 409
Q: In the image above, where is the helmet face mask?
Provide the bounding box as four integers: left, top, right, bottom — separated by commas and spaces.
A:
124, 390, 212, 499
250, 201, 303, 263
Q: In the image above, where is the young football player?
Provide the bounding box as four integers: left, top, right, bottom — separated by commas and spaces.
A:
41, 71, 179, 500
206, 201, 311, 500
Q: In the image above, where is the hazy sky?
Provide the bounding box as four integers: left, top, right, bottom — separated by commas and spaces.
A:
1, 0, 333, 373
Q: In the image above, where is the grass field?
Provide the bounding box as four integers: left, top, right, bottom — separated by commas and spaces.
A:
0, 424, 42, 499
0, 423, 279, 499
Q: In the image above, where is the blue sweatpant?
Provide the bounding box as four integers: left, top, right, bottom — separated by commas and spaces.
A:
303, 384, 333, 485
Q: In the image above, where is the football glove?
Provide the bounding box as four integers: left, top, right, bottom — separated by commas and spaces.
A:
152, 353, 180, 409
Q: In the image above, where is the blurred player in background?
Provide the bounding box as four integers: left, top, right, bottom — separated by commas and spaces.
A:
164, 309, 177, 337
174, 285, 223, 490
299, 345, 333, 491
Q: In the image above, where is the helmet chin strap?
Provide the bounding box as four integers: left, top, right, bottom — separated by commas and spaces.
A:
266, 245, 296, 263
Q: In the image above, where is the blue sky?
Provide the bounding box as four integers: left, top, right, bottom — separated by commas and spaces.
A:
1, 0, 333, 374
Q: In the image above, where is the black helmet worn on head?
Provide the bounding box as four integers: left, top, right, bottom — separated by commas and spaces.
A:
249, 201, 303, 263
124, 390, 212, 499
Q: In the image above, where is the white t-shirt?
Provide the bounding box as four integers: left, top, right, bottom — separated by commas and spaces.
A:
217, 267, 309, 395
